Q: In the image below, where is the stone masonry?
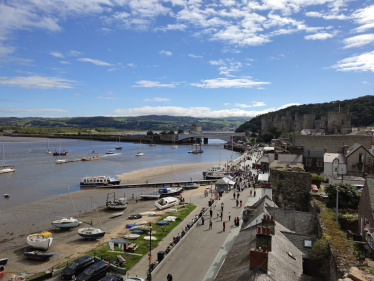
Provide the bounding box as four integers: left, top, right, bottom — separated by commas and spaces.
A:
261, 111, 351, 135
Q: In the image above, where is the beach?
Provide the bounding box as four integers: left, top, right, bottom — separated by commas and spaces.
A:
1, 161, 216, 276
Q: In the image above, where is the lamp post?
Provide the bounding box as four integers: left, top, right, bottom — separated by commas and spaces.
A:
147, 226, 153, 281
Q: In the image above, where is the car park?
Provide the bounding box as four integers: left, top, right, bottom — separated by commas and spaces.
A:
61, 256, 95, 280
75, 261, 110, 281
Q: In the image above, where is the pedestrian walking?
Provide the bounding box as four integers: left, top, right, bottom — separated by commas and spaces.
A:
220, 212, 223, 221
240, 200, 242, 207
236, 217, 239, 226
228, 212, 231, 221
209, 220, 212, 230
210, 209, 213, 218
236, 199, 239, 207
233, 192, 236, 199
217, 210, 220, 219
223, 221, 226, 231
202, 215, 205, 225
221, 202, 224, 212
135, 197, 138, 203
250, 190, 252, 197
254, 190, 256, 197
167, 273, 173, 281
237, 193, 240, 200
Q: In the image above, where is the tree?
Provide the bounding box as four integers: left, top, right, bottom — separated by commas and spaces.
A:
250, 132, 257, 137
275, 130, 283, 139
311, 174, 324, 188
257, 137, 263, 143
324, 183, 361, 209
177, 129, 184, 134
262, 132, 274, 143
269, 127, 278, 136
168, 130, 175, 134
160, 131, 168, 135
146, 130, 154, 135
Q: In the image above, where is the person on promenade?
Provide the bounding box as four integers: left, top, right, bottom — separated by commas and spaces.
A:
233, 192, 236, 199
136, 197, 138, 203
237, 193, 240, 200
228, 212, 231, 221
250, 190, 252, 197
202, 215, 205, 225
240, 200, 242, 207
220, 212, 223, 221
221, 202, 224, 212
236, 199, 239, 207
254, 190, 256, 197
236, 217, 239, 227
223, 221, 226, 231
209, 220, 212, 230
167, 273, 173, 281
217, 210, 220, 219
210, 208, 213, 218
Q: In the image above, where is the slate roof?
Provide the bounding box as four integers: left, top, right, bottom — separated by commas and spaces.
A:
266, 207, 316, 236
346, 143, 362, 157
242, 196, 278, 230
281, 232, 314, 259
277, 154, 303, 164
323, 153, 346, 164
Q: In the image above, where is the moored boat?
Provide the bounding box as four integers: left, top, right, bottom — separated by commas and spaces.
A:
26, 232, 53, 250
82, 156, 99, 161
52, 217, 80, 229
124, 234, 139, 240
106, 192, 127, 209
184, 182, 199, 189
110, 212, 124, 218
106, 151, 114, 155
139, 211, 156, 216
139, 191, 160, 200
158, 187, 183, 197
77, 227, 105, 239
0, 145, 15, 174
0, 259, 7, 266
155, 197, 179, 210
24, 251, 55, 260
80, 176, 121, 186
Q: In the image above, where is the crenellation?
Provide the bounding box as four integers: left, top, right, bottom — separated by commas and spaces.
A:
261, 111, 351, 135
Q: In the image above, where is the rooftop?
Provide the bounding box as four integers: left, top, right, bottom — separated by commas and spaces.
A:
269, 161, 305, 172
323, 153, 346, 164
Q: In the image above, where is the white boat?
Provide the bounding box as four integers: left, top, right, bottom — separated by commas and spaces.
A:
136, 221, 148, 225
138, 225, 151, 231
106, 150, 114, 155
26, 232, 53, 250
0, 145, 15, 174
139, 211, 156, 216
56, 158, 66, 164
144, 236, 157, 241
165, 209, 177, 213
139, 191, 160, 200
81, 176, 121, 186
158, 187, 183, 197
110, 212, 124, 218
115, 136, 122, 150
124, 234, 140, 240
78, 227, 105, 239
164, 216, 177, 222
171, 143, 178, 149
135, 140, 144, 156
52, 217, 80, 228
106, 192, 128, 209
184, 183, 200, 189
155, 197, 179, 210
46, 140, 51, 154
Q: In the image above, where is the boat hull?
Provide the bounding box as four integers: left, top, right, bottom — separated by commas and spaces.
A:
52, 221, 80, 228
26, 238, 53, 251
155, 197, 180, 210
139, 194, 160, 200
77, 231, 105, 239
0, 167, 15, 174
0, 259, 7, 266
24, 252, 55, 260
106, 204, 127, 209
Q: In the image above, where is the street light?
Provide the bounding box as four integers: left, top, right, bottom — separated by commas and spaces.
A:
147, 226, 153, 281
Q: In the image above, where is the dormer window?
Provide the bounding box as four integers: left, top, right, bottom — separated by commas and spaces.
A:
304, 239, 312, 248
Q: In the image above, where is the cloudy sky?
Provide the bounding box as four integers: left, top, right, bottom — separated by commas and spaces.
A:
0, 0, 373, 118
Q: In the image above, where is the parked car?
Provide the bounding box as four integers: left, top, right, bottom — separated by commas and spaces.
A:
75, 261, 110, 281
61, 256, 95, 280
100, 275, 123, 281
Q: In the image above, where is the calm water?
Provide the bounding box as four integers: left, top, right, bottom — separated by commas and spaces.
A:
0, 138, 240, 211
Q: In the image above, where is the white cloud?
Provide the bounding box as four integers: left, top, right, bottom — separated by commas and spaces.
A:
304, 32, 334, 40
77, 58, 112, 66
0, 44, 15, 56
209, 59, 225, 65
127, 63, 135, 67
50, 51, 64, 58
60, 61, 71, 64
108, 67, 121, 71
191, 78, 270, 88
234, 101, 266, 108
98, 96, 116, 100
343, 34, 374, 48
221, 48, 241, 53
159, 50, 172, 56
0, 108, 71, 113
277, 103, 300, 110
144, 97, 171, 102
0, 75, 76, 89
155, 24, 187, 32
188, 54, 203, 58
219, 62, 242, 77
74, 93, 81, 96
331, 51, 374, 72
350, 5, 374, 33
305, 11, 348, 20
132, 80, 176, 88
113, 103, 298, 118
224, 103, 231, 106
363, 81, 371, 85
253, 101, 266, 107
67, 50, 83, 56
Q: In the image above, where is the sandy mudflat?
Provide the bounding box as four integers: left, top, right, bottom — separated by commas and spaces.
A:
0, 136, 52, 142
117, 162, 219, 184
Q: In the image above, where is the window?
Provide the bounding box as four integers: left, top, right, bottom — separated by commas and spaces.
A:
316, 158, 322, 167
304, 239, 313, 248
308, 150, 310, 156
334, 168, 337, 172
359, 153, 363, 162
306, 158, 312, 166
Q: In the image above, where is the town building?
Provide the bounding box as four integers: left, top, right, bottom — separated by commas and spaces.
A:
301, 129, 325, 136
358, 177, 374, 246
323, 153, 347, 182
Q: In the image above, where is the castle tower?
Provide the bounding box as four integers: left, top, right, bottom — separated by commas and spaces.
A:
261, 115, 273, 136
302, 114, 315, 129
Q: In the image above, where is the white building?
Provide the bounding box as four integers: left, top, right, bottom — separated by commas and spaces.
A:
323, 153, 347, 182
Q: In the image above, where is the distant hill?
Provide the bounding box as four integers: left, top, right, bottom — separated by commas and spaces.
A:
235, 95, 374, 133
0, 115, 251, 132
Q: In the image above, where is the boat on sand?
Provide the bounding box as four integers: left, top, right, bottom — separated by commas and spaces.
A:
155, 197, 179, 210
26, 232, 53, 250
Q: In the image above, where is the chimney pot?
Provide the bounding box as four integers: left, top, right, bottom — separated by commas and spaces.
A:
257, 226, 261, 233
263, 245, 267, 252
262, 226, 266, 234
280, 190, 282, 195
271, 215, 274, 221
324, 146, 327, 153
267, 215, 270, 220
267, 228, 271, 235
263, 214, 266, 220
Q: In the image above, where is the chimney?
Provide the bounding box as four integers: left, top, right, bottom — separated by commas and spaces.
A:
341, 142, 345, 154
343, 145, 348, 155
250, 248, 268, 271
262, 214, 275, 235
256, 217, 273, 251
324, 146, 327, 153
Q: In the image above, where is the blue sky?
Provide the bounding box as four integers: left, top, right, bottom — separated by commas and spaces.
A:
0, 0, 373, 118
